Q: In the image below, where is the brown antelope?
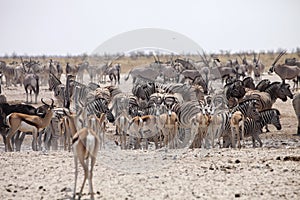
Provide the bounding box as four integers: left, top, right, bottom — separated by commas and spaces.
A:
89, 112, 107, 150
129, 114, 160, 150
5, 98, 55, 151
62, 109, 83, 151
190, 111, 212, 148
72, 127, 99, 200
158, 110, 179, 149
115, 110, 131, 150
269, 50, 300, 84
230, 111, 245, 149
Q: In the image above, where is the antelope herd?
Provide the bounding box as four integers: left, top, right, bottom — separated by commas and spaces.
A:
0, 51, 299, 199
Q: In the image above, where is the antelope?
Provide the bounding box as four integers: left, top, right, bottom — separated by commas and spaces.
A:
23, 73, 39, 104
62, 109, 83, 151
190, 110, 212, 149
158, 109, 179, 149
129, 114, 160, 149
72, 127, 99, 200
292, 92, 300, 135
230, 111, 245, 149
269, 50, 300, 84
5, 98, 55, 152
115, 109, 131, 150
89, 112, 108, 149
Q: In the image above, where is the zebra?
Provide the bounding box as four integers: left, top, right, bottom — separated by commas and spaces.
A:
49, 72, 66, 107
239, 109, 281, 147
213, 99, 260, 148
154, 82, 197, 101
132, 82, 156, 101
0, 61, 16, 87
85, 98, 115, 123
106, 63, 121, 85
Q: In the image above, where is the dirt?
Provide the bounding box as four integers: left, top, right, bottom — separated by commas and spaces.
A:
0, 72, 299, 200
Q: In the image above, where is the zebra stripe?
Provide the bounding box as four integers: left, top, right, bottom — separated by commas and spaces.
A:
86, 98, 115, 123
242, 109, 281, 147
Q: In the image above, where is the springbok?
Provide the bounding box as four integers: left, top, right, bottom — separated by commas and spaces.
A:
72, 127, 99, 200
190, 110, 212, 148
5, 98, 55, 152
158, 109, 179, 149
89, 112, 107, 149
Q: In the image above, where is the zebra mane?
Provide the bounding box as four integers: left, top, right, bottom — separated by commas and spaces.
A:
259, 108, 281, 115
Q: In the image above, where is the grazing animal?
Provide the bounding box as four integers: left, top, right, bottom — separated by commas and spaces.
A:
158, 110, 179, 149
129, 114, 160, 149
115, 109, 131, 150
125, 66, 160, 84
243, 109, 282, 147
72, 127, 99, 200
106, 63, 121, 85
62, 109, 80, 151
269, 50, 300, 84
89, 112, 107, 149
292, 92, 300, 135
229, 111, 245, 148
23, 73, 39, 104
5, 98, 54, 151
190, 111, 211, 148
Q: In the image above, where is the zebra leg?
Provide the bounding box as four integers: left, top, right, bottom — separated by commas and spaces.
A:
252, 131, 263, 148
252, 136, 256, 148
264, 125, 270, 132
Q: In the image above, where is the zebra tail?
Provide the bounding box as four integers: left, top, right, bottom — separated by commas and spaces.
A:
36, 75, 39, 95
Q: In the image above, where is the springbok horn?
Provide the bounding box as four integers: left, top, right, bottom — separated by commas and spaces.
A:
41, 98, 48, 105
50, 98, 54, 108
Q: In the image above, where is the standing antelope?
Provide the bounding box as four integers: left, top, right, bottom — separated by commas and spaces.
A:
5, 98, 55, 151
23, 73, 39, 104
72, 127, 99, 200
269, 50, 300, 84
293, 92, 300, 135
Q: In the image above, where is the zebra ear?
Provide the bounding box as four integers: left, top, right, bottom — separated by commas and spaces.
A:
275, 109, 281, 115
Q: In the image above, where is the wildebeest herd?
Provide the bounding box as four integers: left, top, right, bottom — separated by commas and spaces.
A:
0, 51, 299, 199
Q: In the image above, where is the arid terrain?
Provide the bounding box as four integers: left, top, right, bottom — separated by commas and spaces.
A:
0, 69, 299, 199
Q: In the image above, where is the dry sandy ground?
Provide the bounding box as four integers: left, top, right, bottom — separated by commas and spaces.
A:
0, 73, 299, 200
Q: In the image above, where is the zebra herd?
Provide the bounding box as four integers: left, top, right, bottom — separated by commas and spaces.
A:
0, 51, 299, 152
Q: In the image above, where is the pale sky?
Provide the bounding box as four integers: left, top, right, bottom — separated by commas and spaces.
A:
0, 0, 299, 56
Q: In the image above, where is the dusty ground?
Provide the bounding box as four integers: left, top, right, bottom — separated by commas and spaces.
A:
0, 72, 299, 200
